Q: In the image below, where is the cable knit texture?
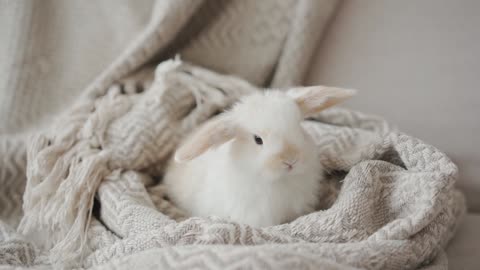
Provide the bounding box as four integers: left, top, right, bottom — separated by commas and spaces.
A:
0, 0, 465, 269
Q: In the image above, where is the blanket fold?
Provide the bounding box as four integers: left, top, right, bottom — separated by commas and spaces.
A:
11, 60, 466, 269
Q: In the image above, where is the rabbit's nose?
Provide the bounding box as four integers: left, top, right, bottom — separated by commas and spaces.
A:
282, 159, 297, 171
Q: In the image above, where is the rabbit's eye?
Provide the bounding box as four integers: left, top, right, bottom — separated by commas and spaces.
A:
253, 135, 263, 145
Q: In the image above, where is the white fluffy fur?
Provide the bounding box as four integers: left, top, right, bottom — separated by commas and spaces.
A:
164, 87, 354, 227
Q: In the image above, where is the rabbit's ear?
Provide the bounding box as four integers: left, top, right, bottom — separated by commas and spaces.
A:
287, 86, 357, 117
175, 116, 236, 163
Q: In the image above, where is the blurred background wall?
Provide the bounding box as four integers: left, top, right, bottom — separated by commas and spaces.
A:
307, 0, 480, 211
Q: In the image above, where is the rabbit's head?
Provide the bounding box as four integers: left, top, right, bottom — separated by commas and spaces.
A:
175, 86, 356, 182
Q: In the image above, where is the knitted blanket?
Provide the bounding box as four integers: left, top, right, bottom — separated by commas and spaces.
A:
0, 1, 466, 269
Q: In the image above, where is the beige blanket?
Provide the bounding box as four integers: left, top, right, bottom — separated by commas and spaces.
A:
0, 1, 465, 269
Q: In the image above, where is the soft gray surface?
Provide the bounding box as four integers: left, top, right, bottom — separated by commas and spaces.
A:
446, 213, 480, 269
0, 1, 473, 269
307, 0, 480, 212
0, 0, 154, 134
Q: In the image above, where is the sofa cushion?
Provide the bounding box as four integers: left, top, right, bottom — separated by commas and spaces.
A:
446, 213, 480, 269
307, 0, 480, 211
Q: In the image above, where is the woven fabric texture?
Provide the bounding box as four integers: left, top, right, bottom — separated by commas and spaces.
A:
1, 59, 466, 269
0, 1, 465, 269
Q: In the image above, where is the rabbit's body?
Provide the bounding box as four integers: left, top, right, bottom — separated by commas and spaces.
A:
163, 86, 355, 227
164, 135, 321, 227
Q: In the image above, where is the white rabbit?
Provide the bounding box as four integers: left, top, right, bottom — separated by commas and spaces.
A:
163, 86, 356, 227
